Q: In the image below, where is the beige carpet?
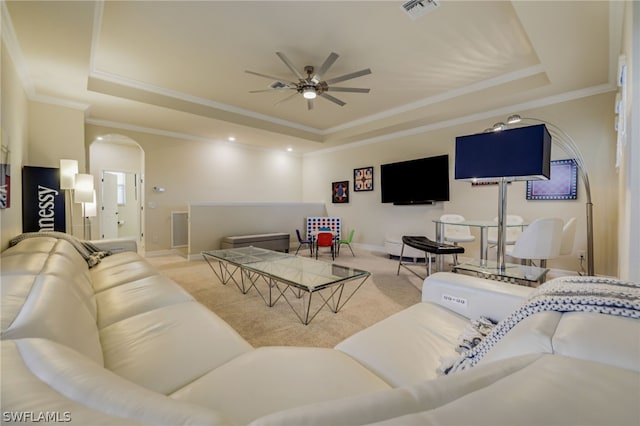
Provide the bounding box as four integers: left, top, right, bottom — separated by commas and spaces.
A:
147, 249, 425, 348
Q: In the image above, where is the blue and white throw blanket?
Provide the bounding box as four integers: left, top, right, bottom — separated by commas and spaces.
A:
9, 231, 111, 268
440, 276, 640, 375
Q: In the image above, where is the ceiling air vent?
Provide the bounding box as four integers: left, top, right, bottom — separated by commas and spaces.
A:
401, 0, 439, 20
269, 81, 290, 90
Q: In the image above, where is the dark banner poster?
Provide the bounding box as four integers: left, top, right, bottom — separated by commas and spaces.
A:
22, 166, 66, 232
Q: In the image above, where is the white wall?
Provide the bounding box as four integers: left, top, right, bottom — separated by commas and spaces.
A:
28, 102, 86, 237
189, 202, 326, 256
617, 0, 640, 281
303, 93, 618, 277
0, 40, 29, 250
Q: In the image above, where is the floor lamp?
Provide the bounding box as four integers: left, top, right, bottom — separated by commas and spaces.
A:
59, 159, 78, 235
502, 115, 594, 276
455, 124, 552, 274
74, 174, 95, 240
83, 190, 97, 240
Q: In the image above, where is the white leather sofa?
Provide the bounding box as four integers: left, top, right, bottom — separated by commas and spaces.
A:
2, 235, 639, 425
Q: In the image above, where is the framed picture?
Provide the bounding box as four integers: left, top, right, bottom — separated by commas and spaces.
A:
526, 159, 578, 200
354, 166, 374, 192
332, 181, 349, 203
1, 130, 9, 209
0, 163, 10, 209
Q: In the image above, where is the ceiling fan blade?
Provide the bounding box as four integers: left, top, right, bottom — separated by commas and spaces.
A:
249, 88, 295, 93
276, 52, 304, 80
245, 70, 296, 86
274, 91, 300, 106
307, 99, 314, 110
324, 68, 372, 85
326, 87, 370, 93
312, 52, 339, 82
319, 92, 346, 107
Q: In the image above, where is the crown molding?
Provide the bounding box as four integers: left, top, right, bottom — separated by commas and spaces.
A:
85, 118, 303, 157
305, 83, 616, 157
2, 1, 90, 112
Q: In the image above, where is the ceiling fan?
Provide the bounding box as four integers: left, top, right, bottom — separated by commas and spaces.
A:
245, 52, 371, 110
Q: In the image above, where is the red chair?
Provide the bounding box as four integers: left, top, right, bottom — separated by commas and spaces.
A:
315, 232, 335, 260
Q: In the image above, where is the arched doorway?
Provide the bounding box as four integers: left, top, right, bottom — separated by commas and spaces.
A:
89, 134, 145, 253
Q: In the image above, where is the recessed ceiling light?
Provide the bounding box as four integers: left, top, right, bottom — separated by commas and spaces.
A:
287, 147, 293, 152
228, 136, 236, 142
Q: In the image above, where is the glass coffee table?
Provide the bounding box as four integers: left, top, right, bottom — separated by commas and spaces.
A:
202, 246, 370, 325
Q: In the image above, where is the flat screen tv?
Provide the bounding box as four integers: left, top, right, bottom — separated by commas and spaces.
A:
380, 154, 450, 205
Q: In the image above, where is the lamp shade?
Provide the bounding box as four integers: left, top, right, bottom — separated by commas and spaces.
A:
74, 174, 94, 203
455, 124, 551, 182
59, 159, 78, 190
84, 191, 97, 217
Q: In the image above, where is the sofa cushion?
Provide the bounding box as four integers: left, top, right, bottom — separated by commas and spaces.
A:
171, 346, 391, 425
95, 274, 194, 328
481, 311, 640, 372
478, 311, 560, 366
2, 339, 234, 425
91, 251, 146, 271
336, 303, 469, 386
552, 312, 640, 372
90, 258, 161, 293
2, 238, 97, 319
100, 301, 253, 394
1, 272, 104, 365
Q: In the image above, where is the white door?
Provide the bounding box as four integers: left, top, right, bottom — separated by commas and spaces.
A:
101, 172, 118, 239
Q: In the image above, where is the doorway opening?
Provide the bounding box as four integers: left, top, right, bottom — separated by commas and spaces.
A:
89, 135, 145, 253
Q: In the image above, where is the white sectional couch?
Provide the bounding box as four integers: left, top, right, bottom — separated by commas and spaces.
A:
1, 235, 639, 425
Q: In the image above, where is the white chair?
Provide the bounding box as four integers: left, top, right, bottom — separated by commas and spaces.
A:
559, 217, 577, 256
440, 214, 475, 244
507, 217, 564, 267
440, 214, 475, 264
487, 215, 524, 248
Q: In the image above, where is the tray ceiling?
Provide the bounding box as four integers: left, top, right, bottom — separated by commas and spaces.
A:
4, 1, 621, 153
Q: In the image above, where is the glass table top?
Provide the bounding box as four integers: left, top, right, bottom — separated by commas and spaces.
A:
203, 246, 290, 265
202, 246, 369, 291
433, 219, 527, 228
453, 259, 548, 283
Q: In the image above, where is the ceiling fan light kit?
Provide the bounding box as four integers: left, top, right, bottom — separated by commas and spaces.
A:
246, 52, 371, 110
302, 87, 317, 100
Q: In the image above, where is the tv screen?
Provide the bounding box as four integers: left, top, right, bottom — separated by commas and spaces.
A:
380, 154, 450, 204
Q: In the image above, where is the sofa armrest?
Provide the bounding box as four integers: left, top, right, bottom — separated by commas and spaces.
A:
422, 272, 534, 321
89, 238, 137, 254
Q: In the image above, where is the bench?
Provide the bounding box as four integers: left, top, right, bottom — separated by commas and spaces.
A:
220, 232, 290, 252
396, 235, 465, 279
384, 237, 426, 261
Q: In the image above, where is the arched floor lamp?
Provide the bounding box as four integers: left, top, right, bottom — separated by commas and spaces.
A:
502, 115, 594, 276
